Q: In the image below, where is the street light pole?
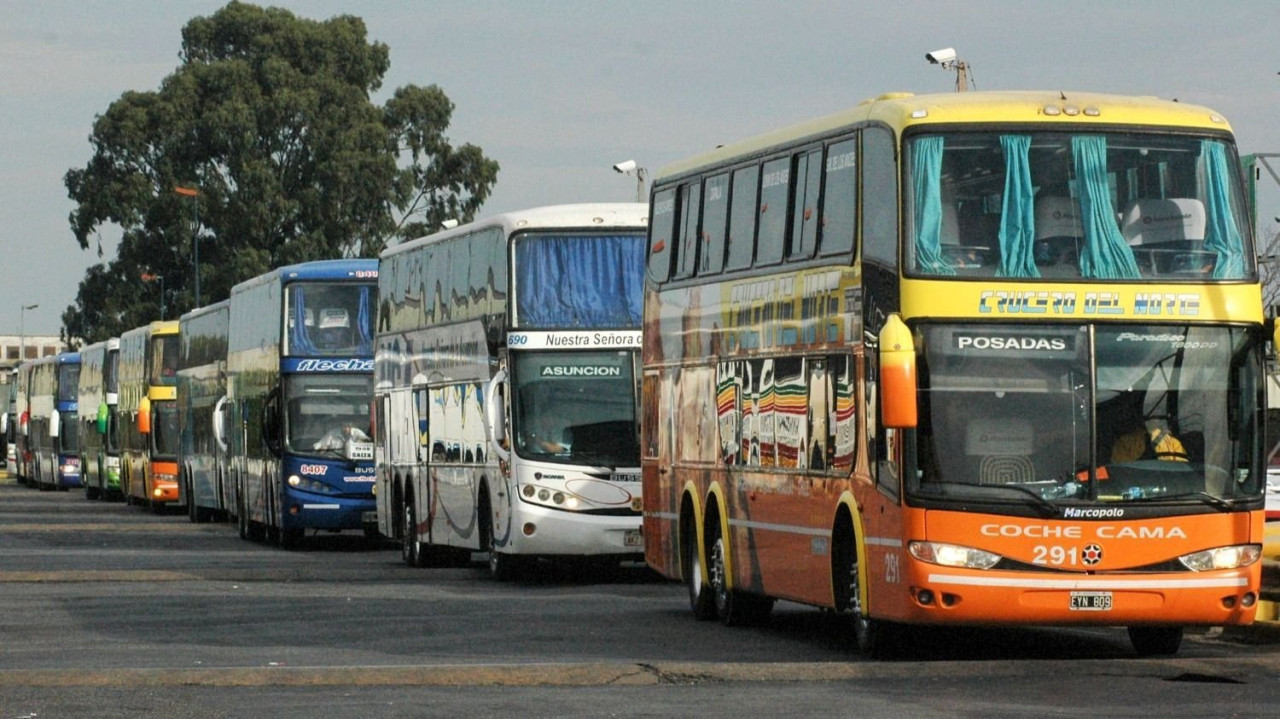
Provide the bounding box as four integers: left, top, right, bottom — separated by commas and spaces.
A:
141, 274, 165, 320
174, 186, 200, 306
19, 303, 37, 362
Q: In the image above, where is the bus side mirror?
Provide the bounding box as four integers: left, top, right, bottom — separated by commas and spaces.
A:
50, 408, 60, 439
138, 396, 152, 435
0, 413, 7, 436
878, 314, 918, 429
1272, 320, 1280, 356
97, 402, 109, 434
212, 396, 228, 452
485, 368, 510, 462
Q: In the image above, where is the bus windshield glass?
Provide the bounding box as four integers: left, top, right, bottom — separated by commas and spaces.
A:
284, 374, 374, 458
152, 335, 179, 387
511, 350, 640, 467
60, 411, 78, 452
58, 365, 80, 402
911, 323, 1262, 508
285, 282, 375, 356
903, 131, 1253, 281
151, 401, 179, 459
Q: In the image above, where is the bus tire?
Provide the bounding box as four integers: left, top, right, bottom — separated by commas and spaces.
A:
1128, 626, 1183, 656
479, 493, 524, 581
833, 517, 889, 656
706, 515, 773, 627
683, 507, 716, 620
401, 494, 424, 568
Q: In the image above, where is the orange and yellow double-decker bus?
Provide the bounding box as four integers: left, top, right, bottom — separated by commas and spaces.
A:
119, 320, 181, 509
641, 90, 1274, 657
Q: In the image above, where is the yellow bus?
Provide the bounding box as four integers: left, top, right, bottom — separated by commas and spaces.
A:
119, 320, 181, 509
642, 90, 1274, 657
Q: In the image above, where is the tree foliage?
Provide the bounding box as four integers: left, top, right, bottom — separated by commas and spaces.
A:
63, 1, 499, 343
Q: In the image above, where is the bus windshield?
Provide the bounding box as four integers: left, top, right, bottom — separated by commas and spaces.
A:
60, 411, 78, 452
903, 131, 1253, 281
511, 350, 640, 467
911, 324, 1262, 509
152, 335, 179, 387
285, 282, 375, 357
284, 374, 374, 459
58, 365, 80, 402
151, 401, 179, 459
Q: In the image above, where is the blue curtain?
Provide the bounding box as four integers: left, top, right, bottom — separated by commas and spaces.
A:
516, 234, 645, 328
290, 286, 317, 354
997, 135, 1039, 278
1072, 136, 1140, 279
1201, 140, 1246, 279
356, 286, 373, 354
912, 137, 954, 275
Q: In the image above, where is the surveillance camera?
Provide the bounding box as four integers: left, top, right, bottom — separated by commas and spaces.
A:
925, 47, 957, 66
441, 219, 459, 230
613, 160, 637, 174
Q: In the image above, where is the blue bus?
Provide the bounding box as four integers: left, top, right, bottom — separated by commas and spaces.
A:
178, 299, 231, 522
28, 352, 82, 491
228, 260, 378, 548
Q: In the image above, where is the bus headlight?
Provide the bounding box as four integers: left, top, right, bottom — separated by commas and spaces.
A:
909, 541, 1002, 570
1178, 544, 1262, 571
287, 475, 336, 494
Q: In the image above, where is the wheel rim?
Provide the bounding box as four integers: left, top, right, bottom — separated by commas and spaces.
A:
688, 537, 704, 599
401, 502, 415, 564
710, 536, 729, 614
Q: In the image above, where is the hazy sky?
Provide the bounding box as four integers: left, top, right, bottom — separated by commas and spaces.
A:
3, 0, 1280, 339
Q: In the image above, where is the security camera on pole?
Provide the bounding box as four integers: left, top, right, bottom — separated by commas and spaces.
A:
925, 47, 973, 92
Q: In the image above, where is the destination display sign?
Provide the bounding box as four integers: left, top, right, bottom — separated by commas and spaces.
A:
508, 330, 641, 350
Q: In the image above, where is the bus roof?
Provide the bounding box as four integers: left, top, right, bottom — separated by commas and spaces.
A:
229, 259, 378, 297
656, 90, 1234, 181
382, 203, 649, 260
178, 298, 230, 324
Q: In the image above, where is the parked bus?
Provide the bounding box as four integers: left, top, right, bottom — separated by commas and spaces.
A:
5, 368, 16, 470
177, 300, 231, 522
119, 321, 181, 509
27, 351, 82, 491
375, 204, 648, 578
227, 260, 378, 547
78, 338, 121, 500
13, 363, 33, 484
641, 90, 1273, 657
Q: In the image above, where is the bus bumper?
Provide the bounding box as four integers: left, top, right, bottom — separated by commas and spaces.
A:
502, 503, 644, 558
886, 561, 1261, 627
279, 491, 376, 532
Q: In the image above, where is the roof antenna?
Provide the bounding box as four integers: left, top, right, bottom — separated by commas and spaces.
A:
1060, 91, 1067, 101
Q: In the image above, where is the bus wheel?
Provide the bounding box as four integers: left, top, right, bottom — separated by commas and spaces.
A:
835, 526, 887, 655
401, 496, 423, 568
86, 483, 100, 501
1128, 626, 1183, 656
237, 495, 251, 541
707, 521, 773, 627
684, 513, 716, 620
479, 498, 524, 581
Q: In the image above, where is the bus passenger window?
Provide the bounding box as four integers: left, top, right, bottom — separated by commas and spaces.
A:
648, 188, 677, 282
725, 166, 759, 271
820, 139, 857, 257
674, 182, 701, 280
700, 173, 729, 275
756, 157, 789, 266
790, 149, 822, 260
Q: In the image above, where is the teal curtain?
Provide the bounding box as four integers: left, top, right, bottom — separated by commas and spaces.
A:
1201, 140, 1246, 279
912, 137, 954, 275
1073, 136, 1140, 279
997, 135, 1039, 278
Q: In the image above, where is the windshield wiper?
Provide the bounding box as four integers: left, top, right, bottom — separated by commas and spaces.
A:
993, 483, 1063, 518
1140, 491, 1236, 512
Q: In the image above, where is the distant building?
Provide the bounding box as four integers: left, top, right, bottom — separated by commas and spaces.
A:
0, 333, 68, 373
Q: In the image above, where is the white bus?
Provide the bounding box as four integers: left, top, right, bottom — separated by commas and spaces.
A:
376, 203, 648, 578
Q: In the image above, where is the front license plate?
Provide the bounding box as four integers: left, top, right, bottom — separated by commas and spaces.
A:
1069, 591, 1113, 611
624, 529, 643, 548
361, 511, 377, 523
